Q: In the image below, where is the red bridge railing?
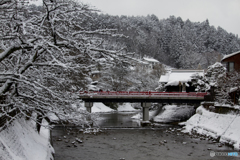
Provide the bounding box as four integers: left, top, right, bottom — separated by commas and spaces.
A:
79, 91, 208, 97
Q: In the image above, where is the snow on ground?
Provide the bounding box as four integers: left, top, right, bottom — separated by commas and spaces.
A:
182, 105, 240, 150
92, 102, 115, 113
153, 105, 195, 123
131, 113, 142, 119
131, 110, 156, 120
0, 117, 54, 160
74, 102, 139, 113
214, 102, 240, 110
117, 103, 137, 112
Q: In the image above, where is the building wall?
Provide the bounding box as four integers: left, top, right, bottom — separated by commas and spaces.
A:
166, 83, 196, 92
222, 53, 240, 72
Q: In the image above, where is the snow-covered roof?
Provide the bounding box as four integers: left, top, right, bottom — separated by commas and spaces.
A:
159, 72, 170, 83
222, 50, 240, 61
143, 57, 159, 63
159, 69, 204, 86
230, 86, 240, 93
91, 71, 100, 74
139, 61, 149, 65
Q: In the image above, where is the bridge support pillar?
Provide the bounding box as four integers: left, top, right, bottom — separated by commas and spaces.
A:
85, 102, 93, 113
141, 102, 151, 126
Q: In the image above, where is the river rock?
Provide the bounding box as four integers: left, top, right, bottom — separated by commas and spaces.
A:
177, 128, 182, 131
76, 138, 83, 143
159, 141, 165, 145
182, 142, 187, 145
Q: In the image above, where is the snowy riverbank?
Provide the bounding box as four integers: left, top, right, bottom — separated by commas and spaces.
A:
153, 105, 195, 123
182, 105, 240, 150
0, 117, 54, 160
131, 104, 195, 123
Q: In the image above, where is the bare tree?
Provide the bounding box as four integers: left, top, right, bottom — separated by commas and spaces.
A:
0, 0, 127, 128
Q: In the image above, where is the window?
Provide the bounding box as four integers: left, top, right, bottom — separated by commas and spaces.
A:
229, 62, 235, 72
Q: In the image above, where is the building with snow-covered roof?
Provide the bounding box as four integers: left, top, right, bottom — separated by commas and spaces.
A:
159, 69, 204, 92
221, 50, 240, 72
142, 57, 160, 69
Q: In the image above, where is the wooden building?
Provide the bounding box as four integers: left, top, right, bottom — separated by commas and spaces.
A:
159, 70, 205, 92
221, 50, 240, 104
221, 50, 240, 72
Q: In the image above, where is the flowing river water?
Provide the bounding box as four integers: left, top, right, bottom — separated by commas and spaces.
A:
51, 111, 238, 160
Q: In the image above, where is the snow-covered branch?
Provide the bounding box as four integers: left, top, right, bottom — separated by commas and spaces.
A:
0, 45, 21, 63
0, 0, 130, 128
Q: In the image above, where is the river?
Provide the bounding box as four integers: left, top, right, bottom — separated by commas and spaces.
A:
51, 111, 238, 160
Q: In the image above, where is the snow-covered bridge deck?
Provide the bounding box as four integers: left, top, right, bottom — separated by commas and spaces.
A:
79, 91, 209, 103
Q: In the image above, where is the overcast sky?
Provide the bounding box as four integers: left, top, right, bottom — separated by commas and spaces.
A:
32, 0, 240, 36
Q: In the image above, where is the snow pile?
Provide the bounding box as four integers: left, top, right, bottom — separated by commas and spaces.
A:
183, 106, 240, 150
153, 105, 195, 123
204, 62, 226, 87
47, 113, 59, 122
131, 113, 142, 119
131, 110, 157, 120
92, 103, 115, 113
0, 118, 54, 160
117, 103, 137, 112
214, 103, 240, 110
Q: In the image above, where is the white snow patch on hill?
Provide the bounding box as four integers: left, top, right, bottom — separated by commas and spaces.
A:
0, 118, 54, 160
92, 102, 115, 113
182, 106, 240, 150
118, 103, 137, 112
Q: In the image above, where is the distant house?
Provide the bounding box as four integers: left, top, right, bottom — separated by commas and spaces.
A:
90, 70, 101, 81
129, 56, 160, 70
221, 50, 240, 72
159, 70, 205, 92
142, 57, 160, 69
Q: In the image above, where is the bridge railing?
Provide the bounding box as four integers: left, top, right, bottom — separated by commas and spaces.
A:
79, 91, 208, 97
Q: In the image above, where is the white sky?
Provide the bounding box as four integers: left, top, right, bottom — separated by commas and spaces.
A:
32, 0, 240, 36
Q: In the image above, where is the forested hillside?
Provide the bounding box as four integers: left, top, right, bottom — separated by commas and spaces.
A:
87, 14, 240, 69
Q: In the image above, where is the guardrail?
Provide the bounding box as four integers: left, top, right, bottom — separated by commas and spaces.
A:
79, 91, 208, 97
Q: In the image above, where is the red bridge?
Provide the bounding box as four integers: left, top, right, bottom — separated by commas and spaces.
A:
79, 91, 210, 124
79, 91, 209, 103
